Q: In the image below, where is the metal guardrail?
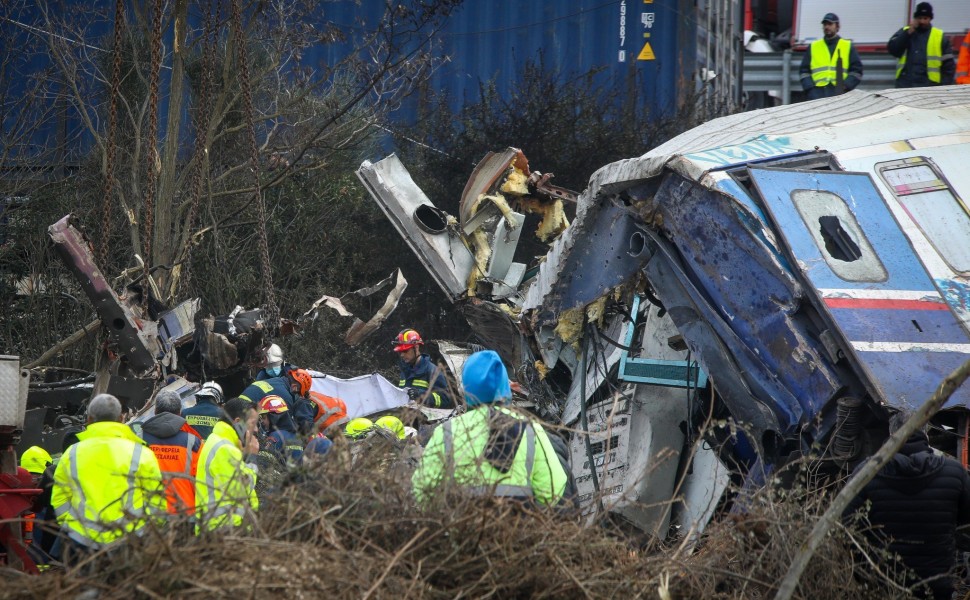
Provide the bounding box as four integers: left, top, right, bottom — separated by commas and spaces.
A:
743, 50, 898, 104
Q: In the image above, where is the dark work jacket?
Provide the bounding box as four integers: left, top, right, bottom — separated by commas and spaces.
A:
181, 398, 222, 440
844, 434, 970, 599
398, 354, 453, 408
888, 26, 956, 87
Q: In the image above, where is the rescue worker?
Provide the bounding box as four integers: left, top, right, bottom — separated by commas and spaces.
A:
411, 350, 568, 506
239, 368, 315, 434
956, 30, 970, 84
798, 13, 863, 100
345, 417, 374, 440
194, 398, 259, 532
139, 391, 204, 515
51, 394, 166, 560
254, 343, 295, 381
182, 381, 224, 440
19, 446, 52, 554
844, 411, 970, 599
375, 415, 407, 440
308, 390, 347, 434
392, 328, 453, 409
888, 2, 956, 88
257, 395, 304, 464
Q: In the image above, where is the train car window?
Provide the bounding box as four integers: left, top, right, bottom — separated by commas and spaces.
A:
877, 158, 970, 273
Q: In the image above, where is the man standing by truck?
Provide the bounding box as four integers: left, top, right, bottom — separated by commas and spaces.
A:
888, 2, 956, 87
799, 13, 864, 100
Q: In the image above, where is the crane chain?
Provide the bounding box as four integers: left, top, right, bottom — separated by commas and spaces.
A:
178, 0, 220, 297
231, 0, 280, 336
142, 0, 164, 305
99, 0, 126, 269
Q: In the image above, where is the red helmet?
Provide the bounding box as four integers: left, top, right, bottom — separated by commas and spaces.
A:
257, 395, 289, 415
392, 328, 423, 352
289, 369, 313, 397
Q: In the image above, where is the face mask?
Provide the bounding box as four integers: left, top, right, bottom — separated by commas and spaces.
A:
267, 366, 282, 377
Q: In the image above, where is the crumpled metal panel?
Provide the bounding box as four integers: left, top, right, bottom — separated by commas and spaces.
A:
637, 172, 847, 446
524, 198, 647, 328
48, 215, 160, 378
356, 155, 475, 302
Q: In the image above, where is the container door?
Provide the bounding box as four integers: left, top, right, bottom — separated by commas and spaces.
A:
748, 167, 970, 410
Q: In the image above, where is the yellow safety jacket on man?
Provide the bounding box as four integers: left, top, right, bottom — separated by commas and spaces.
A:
51, 421, 166, 548
896, 26, 944, 83
194, 421, 258, 532
411, 405, 568, 506
809, 38, 851, 87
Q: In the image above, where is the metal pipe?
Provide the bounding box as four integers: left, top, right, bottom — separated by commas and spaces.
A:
782, 49, 792, 104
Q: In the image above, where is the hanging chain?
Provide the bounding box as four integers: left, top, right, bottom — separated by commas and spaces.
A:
142, 0, 164, 302
231, 0, 280, 336
99, 0, 126, 268
178, 0, 219, 296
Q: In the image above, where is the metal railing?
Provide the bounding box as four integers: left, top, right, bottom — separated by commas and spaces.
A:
743, 50, 898, 104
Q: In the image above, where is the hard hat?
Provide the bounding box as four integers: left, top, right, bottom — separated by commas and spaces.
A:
20, 446, 53, 475
345, 417, 374, 439
258, 395, 289, 415
266, 343, 284, 367
289, 369, 313, 397
196, 381, 224, 404
310, 391, 347, 430
392, 329, 423, 352
375, 415, 406, 440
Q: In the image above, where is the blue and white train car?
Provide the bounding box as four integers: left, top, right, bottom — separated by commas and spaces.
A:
563, 86, 970, 465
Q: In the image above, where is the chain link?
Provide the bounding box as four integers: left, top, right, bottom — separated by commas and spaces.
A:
178, 0, 220, 296
231, 0, 280, 336
142, 0, 164, 303
99, 0, 125, 269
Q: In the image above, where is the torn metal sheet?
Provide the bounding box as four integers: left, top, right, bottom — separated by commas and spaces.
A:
48, 215, 160, 378
674, 440, 731, 551
562, 314, 630, 425
303, 269, 408, 346
357, 155, 474, 302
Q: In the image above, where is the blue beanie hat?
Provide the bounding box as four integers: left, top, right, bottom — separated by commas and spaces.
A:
462, 350, 512, 407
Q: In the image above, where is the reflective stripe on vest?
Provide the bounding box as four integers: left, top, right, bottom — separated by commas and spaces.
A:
60, 442, 148, 547
809, 38, 851, 86
200, 439, 247, 528
896, 27, 943, 83
441, 418, 537, 498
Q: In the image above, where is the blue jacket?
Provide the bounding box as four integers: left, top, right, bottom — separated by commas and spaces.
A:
399, 354, 453, 408
238, 377, 294, 406
182, 399, 223, 440
266, 429, 303, 463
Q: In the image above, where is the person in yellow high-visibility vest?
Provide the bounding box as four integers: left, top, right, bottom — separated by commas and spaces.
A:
194, 398, 259, 533
798, 13, 863, 101
888, 2, 955, 88
51, 394, 166, 562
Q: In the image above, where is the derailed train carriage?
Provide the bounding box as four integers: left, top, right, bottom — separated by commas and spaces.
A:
358, 86, 970, 539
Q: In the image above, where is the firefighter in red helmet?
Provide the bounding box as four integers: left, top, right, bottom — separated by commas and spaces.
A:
392, 328, 453, 409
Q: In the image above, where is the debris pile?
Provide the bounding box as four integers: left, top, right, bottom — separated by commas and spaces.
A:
2, 450, 908, 599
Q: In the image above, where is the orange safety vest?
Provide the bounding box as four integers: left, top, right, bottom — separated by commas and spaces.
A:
309, 391, 347, 431
146, 424, 203, 514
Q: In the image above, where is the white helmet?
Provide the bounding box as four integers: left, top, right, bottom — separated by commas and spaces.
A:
266, 343, 283, 368
195, 381, 224, 404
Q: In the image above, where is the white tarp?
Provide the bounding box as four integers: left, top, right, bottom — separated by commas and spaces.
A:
308, 370, 409, 418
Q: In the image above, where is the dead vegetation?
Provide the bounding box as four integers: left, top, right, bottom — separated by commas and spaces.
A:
3, 440, 925, 600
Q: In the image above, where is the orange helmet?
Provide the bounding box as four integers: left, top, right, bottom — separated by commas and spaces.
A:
289, 369, 313, 396
392, 328, 423, 352
257, 395, 289, 415
309, 391, 348, 430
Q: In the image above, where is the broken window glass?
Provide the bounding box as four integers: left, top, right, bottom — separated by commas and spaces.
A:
790, 189, 887, 282
878, 159, 970, 273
